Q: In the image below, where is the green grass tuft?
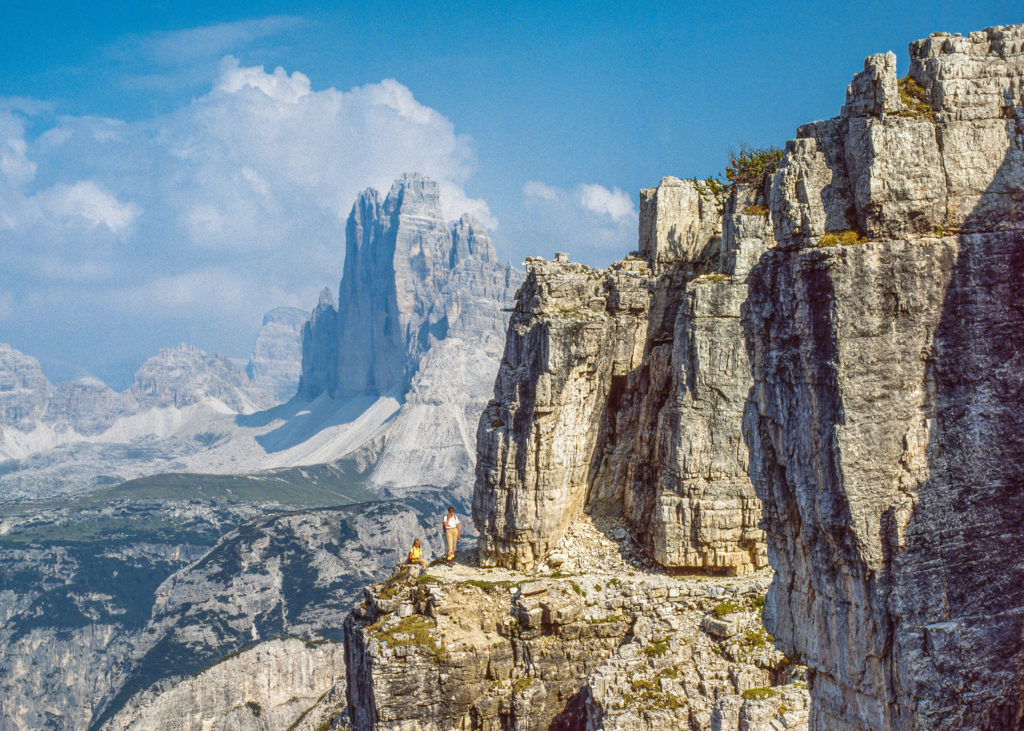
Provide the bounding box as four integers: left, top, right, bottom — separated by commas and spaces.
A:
513, 676, 535, 694
712, 600, 743, 619
644, 635, 671, 658
818, 229, 867, 248
372, 614, 448, 662
898, 76, 935, 120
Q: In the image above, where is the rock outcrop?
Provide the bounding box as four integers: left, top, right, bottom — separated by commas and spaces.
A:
344, 516, 805, 731
105, 638, 347, 731
743, 24, 1024, 730
0, 343, 51, 430
130, 344, 271, 413
246, 307, 308, 404
474, 178, 771, 575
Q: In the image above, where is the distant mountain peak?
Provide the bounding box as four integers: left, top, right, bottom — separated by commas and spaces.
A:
299, 173, 523, 401
317, 287, 335, 307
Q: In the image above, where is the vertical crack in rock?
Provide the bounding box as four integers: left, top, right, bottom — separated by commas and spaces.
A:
744, 23, 1024, 730
473, 176, 775, 576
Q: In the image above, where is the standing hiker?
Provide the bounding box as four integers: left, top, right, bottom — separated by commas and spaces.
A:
443, 506, 461, 562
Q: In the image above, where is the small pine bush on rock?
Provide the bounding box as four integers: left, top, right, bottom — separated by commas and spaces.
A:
725, 146, 784, 186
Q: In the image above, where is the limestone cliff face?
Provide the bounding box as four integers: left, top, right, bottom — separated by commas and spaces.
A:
104, 638, 346, 731
473, 179, 771, 574
472, 23, 1024, 728
299, 173, 521, 401
473, 255, 654, 569
246, 307, 308, 404
743, 24, 1024, 730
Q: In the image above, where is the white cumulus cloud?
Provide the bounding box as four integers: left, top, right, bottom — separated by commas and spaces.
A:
37, 181, 140, 234
214, 56, 312, 102
577, 183, 635, 222
0, 59, 496, 380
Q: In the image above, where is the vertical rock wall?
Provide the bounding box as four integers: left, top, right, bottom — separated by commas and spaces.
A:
744, 24, 1024, 730
299, 173, 519, 401
473, 257, 653, 569
591, 189, 773, 575
474, 179, 772, 574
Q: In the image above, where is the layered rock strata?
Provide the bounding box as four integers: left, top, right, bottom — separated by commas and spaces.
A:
299, 173, 521, 401
743, 24, 1024, 730
474, 178, 771, 574
344, 518, 805, 731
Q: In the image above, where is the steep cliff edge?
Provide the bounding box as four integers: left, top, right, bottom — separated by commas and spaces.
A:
743, 24, 1024, 730
471, 21, 1024, 729
473, 178, 771, 575
344, 517, 806, 731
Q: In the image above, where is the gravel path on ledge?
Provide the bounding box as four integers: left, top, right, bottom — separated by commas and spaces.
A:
424, 513, 773, 597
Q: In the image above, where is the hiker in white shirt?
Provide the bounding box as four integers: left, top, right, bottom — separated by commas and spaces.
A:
443, 506, 461, 562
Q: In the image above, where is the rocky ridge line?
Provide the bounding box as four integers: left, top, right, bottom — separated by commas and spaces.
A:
299, 172, 521, 402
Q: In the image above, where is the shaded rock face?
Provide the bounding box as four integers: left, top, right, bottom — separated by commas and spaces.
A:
300, 173, 521, 401
104, 638, 347, 731
246, 307, 308, 404
0, 343, 51, 430
473, 179, 772, 574
743, 24, 1024, 730
0, 534, 212, 731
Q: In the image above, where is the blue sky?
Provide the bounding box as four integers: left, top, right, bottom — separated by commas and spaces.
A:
0, 1, 1020, 385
